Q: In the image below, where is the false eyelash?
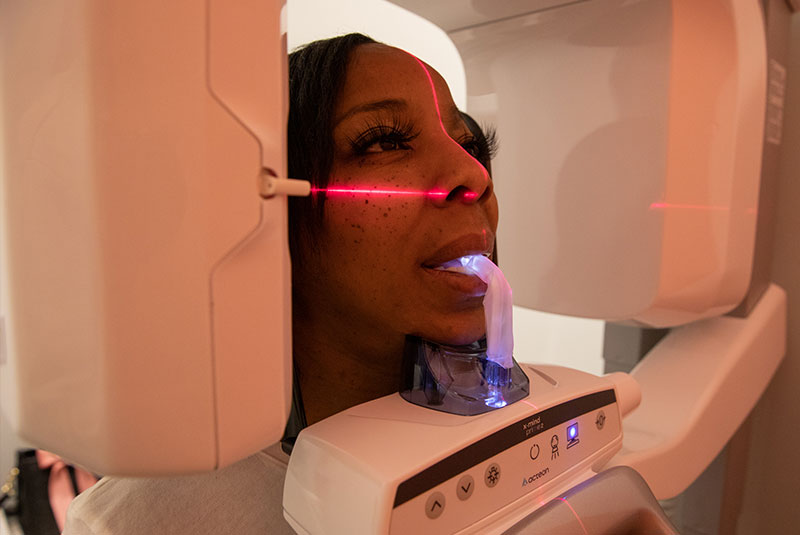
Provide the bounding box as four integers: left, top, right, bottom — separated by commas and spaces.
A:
348, 116, 421, 155
482, 125, 499, 160
458, 124, 499, 164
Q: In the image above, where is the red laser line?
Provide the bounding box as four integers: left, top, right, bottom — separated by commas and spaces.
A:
521, 399, 540, 410
310, 187, 478, 200
651, 202, 757, 215
559, 497, 589, 535
408, 53, 490, 185
650, 202, 731, 212
311, 55, 488, 202
311, 187, 448, 198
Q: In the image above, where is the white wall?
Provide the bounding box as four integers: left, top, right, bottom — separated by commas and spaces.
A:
512, 306, 604, 374
287, 0, 466, 109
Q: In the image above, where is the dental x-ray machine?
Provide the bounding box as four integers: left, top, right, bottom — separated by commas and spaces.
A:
0, 0, 790, 533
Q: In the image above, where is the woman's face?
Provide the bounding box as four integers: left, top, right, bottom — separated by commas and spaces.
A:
298, 44, 499, 347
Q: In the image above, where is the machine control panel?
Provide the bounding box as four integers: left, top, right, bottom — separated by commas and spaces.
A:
284, 365, 632, 535
389, 390, 620, 534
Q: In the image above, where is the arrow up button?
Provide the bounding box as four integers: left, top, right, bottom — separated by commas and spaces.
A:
425, 491, 446, 519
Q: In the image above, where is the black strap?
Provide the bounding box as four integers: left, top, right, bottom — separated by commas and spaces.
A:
280, 365, 308, 455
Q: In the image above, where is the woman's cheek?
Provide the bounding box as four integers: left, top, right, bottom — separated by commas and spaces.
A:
328, 192, 420, 233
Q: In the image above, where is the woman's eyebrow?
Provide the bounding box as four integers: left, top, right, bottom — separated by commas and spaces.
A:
334, 98, 408, 127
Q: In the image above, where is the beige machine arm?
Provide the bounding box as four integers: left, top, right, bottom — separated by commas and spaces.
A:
608, 284, 787, 499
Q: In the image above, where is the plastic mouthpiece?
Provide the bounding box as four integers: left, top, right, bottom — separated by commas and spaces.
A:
458, 255, 514, 369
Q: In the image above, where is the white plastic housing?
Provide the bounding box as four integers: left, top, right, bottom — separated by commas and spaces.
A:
609, 283, 787, 499
284, 364, 641, 535
397, 0, 768, 327
0, 0, 291, 475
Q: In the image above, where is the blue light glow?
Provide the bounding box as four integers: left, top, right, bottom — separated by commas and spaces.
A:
566, 423, 580, 450
485, 395, 508, 409
568, 423, 578, 439
490, 399, 508, 408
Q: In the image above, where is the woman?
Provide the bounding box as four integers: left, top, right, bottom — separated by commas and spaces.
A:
65, 33, 498, 534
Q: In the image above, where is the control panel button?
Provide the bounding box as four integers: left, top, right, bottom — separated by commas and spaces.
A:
425, 492, 446, 519
484, 463, 501, 488
596, 410, 606, 430
529, 443, 540, 460
456, 475, 474, 501
566, 422, 580, 449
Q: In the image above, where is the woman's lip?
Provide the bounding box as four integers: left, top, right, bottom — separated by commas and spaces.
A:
422, 267, 488, 296
421, 232, 495, 268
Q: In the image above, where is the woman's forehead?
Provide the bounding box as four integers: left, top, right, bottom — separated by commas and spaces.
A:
335, 44, 459, 125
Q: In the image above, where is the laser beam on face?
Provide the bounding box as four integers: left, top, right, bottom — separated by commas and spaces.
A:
311, 186, 477, 200
408, 53, 490, 185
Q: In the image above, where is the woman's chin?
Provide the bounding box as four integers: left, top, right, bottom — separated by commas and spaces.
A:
417, 321, 486, 347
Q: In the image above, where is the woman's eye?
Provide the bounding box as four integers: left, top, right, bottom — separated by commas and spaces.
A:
357, 132, 414, 154
350, 121, 419, 155
366, 137, 402, 153
461, 140, 481, 158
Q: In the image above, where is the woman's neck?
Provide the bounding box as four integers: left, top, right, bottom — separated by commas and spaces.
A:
292, 308, 406, 426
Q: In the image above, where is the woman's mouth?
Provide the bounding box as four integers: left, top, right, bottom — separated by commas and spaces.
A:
420, 233, 495, 296
422, 256, 490, 296
422, 266, 487, 296
431, 257, 472, 274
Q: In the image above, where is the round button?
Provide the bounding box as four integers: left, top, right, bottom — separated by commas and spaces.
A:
596, 410, 606, 430
530, 443, 540, 460
425, 491, 446, 519
484, 463, 501, 488
456, 475, 475, 501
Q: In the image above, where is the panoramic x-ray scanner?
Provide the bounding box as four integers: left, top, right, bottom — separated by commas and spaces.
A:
0, 0, 792, 533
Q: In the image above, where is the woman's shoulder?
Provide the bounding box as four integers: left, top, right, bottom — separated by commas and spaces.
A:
64, 444, 295, 535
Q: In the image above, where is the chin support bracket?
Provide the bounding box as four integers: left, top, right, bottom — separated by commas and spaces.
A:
400, 336, 530, 416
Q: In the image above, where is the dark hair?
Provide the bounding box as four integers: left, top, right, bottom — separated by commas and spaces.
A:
287, 33, 377, 261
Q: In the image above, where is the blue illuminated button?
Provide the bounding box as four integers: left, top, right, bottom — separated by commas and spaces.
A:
566, 423, 580, 449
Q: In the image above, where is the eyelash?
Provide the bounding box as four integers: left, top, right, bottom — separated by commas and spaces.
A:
458, 125, 499, 165
349, 118, 420, 155
348, 118, 499, 165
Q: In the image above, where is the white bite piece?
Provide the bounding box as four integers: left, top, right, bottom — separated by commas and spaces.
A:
458, 255, 514, 369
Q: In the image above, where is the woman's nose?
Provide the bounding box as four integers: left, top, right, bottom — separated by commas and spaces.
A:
428, 139, 494, 208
